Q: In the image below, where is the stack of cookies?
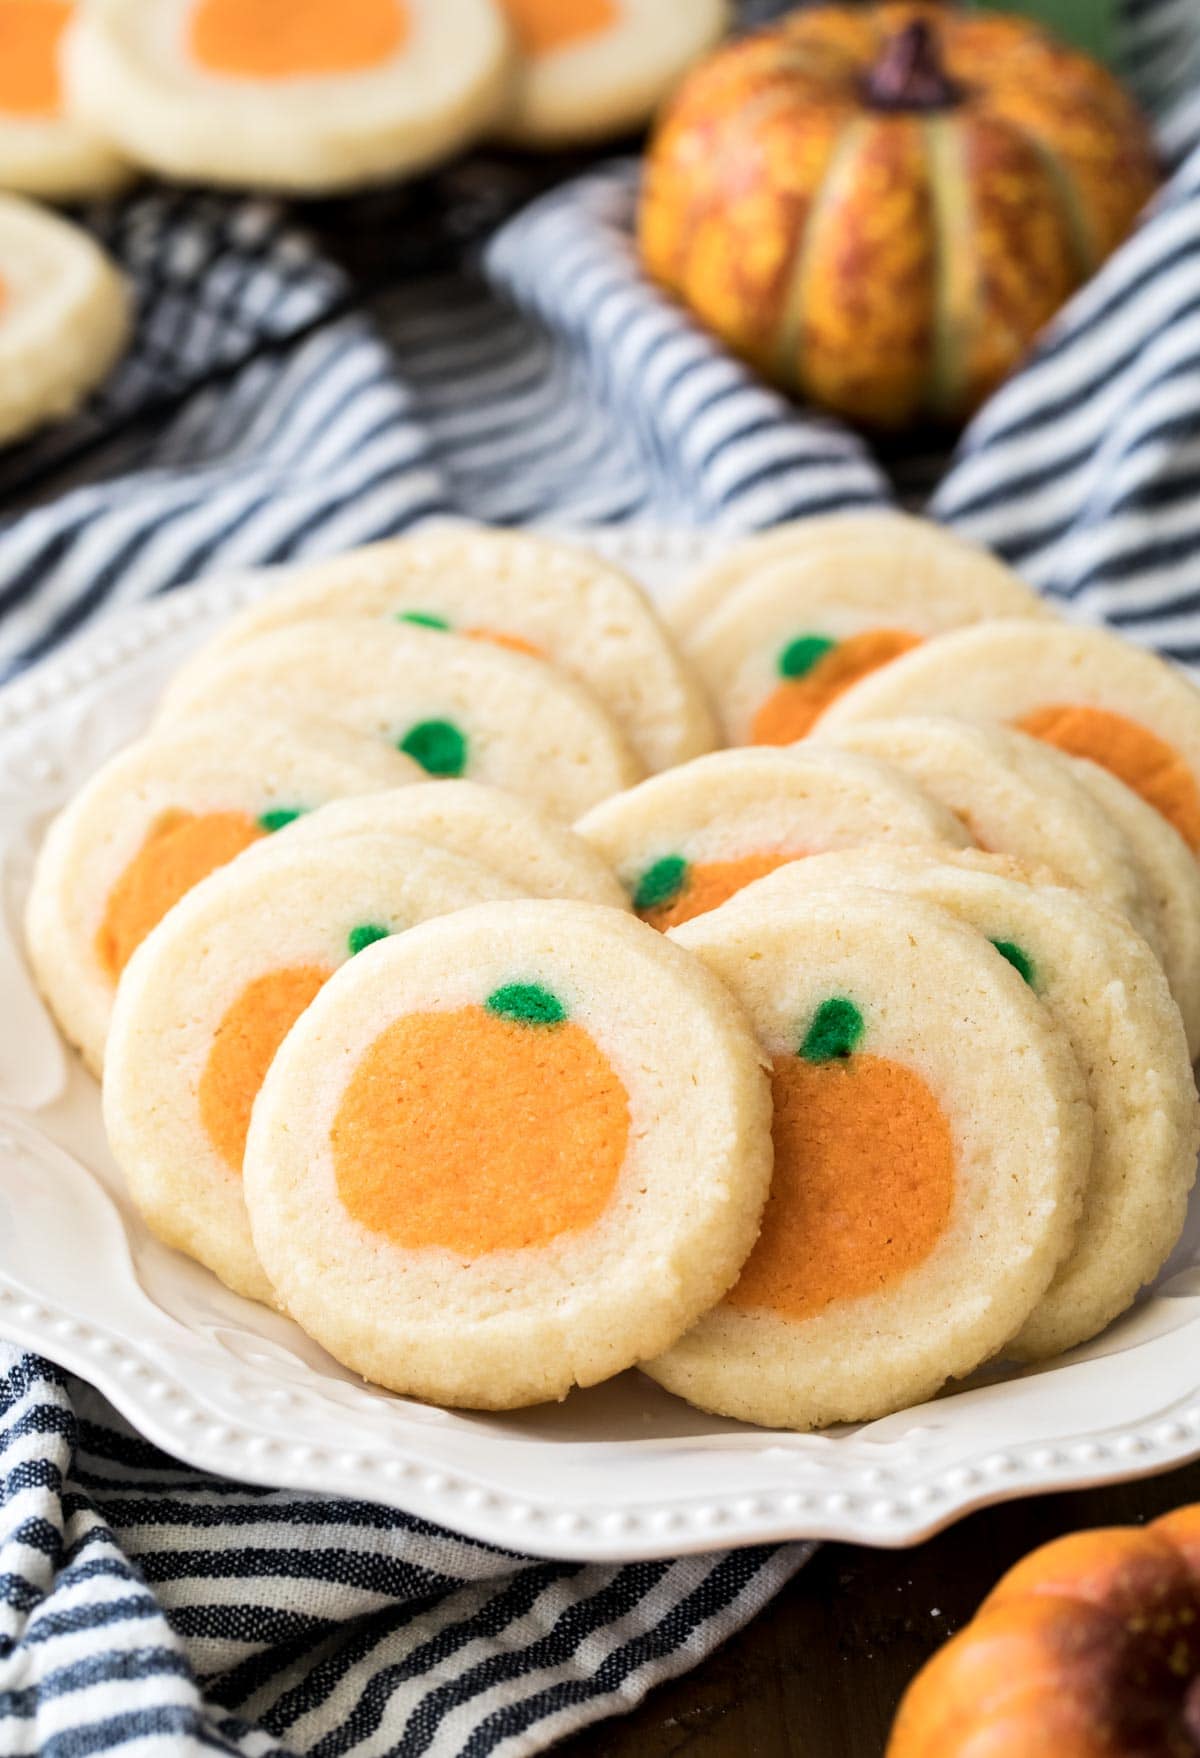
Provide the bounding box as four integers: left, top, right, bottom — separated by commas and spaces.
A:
25, 517, 1200, 1429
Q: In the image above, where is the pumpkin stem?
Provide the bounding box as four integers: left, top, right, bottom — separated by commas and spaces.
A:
863, 19, 966, 112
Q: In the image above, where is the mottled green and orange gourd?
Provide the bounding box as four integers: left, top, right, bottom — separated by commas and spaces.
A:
638, 3, 1159, 428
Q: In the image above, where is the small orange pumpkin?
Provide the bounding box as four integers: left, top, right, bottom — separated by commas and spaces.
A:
887, 1504, 1200, 1757
638, 3, 1159, 428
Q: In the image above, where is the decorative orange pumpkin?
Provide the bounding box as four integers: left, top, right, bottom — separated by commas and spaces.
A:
887, 1504, 1200, 1756
638, 3, 1160, 428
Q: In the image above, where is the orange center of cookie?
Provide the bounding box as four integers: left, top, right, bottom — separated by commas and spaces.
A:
188, 0, 407, 79
0, 0, 70, 116
331, 1003, 630, 1255
500, 0, 617, 56
752, 630, 922, 745
639, 852, 802, 930
199, 965, 331, 1171
96, 809, 265, 981
728, 1052, 955, 1321
1017, 703, 1200, 852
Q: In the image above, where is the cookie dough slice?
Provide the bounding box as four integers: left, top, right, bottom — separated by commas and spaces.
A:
165, 528, 718, 772
667, 510, 1037, 637
496, 0, 728, 147
276, 781, 628, 909
25, 709, 421, 1076
728, 847, 1199, 1360
64, 0, 511, 192
156, 619, 643, 819
103, 829, 526, 1303
574, 745, 970, 929
816, 620, 1200, 861
814, 717, 1160, 954
0, 193, 129, 446
644, 888, 1092, 1430
0, 0, 129, 195
242, 900, 773, 1407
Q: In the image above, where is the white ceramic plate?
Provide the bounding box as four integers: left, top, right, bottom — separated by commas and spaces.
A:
3, 523, 1200, 1563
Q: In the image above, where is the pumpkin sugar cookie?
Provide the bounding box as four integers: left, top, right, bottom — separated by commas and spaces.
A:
64, 0, 511, 192
814, 717, 1160, 954
156, 619, 643, 819
497, 0, 728, 148
0, 0, 129, 195
103, 829, 524, 1303
665, 511, 1037, 638
0, 194, 129, 447
644, 889, 1093, 1430
241, 900, 773, 1408
165, 528, 718, 773
686, 545, 1049, 745
25, 709, 421, 1077
730, 847, 1199, 1361
817, 620, 1200, 860
278, 782, 628, 909
573, 745, 969, 929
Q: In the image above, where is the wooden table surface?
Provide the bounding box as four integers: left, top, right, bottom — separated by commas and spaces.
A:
559, 1459, 1200, 1757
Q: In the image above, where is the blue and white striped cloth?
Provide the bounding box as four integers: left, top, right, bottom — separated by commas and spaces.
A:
5, 3, 1200, 1752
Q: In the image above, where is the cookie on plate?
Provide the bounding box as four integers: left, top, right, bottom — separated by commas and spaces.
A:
156, 619, 643, 819
686, 544, 1048, 746
643, 888, 1093, 1430
64, 0, 512, 191
241, 899, 773, 1408
574, 745, 970, 929
814, 717, 1160, 954
816, 620, 1200, 858
497, 0, 728, 147
0, 0, 129, 195
277, 781, 628, 909
103, 828, 524, 1303
165, 528, 718, 772
730, 846, 1199, 1360
0, 193, 129, 446
25, 709, 420, 1076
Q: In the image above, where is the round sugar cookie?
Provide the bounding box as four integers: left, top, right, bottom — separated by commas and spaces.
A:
667, 510, 1036, 638
687, 543, 1050, 746
726, 847, 1199, 1361
64, 0, 511, 192
496, 0, 728, 147
1064, 755, 1200, 1062
103, 828, 525, 1303
0, 194, 129, 446
26, 709, 421, 1077
156, 619, 643, 819
164, 529, 718, 773
0, 0, 130, 195
815, 620, 1200, 861
277, 781, 628, 909
813, 717, 1160, 955
241, 899, 774, 1408
573, 745, 970, 929
644, 889, 1094, 1430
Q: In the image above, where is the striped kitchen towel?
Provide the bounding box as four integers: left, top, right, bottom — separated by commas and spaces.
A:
4, 2, 1200, 1755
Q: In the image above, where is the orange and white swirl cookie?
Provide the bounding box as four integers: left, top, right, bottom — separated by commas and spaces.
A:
156, 619, 643, 818
276, 782, 627, 908
727, 846, 1199, 1361
64, 0, 511, 191
241, 900, 774, 1408
25, 709, 420, 1076
645, 888, 1093, 1430
164, 529, 718, 772
103, 828, 524, 1303
816, 620, 1200, 861
0, 0, 129, 195
574, 745, 969, 929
